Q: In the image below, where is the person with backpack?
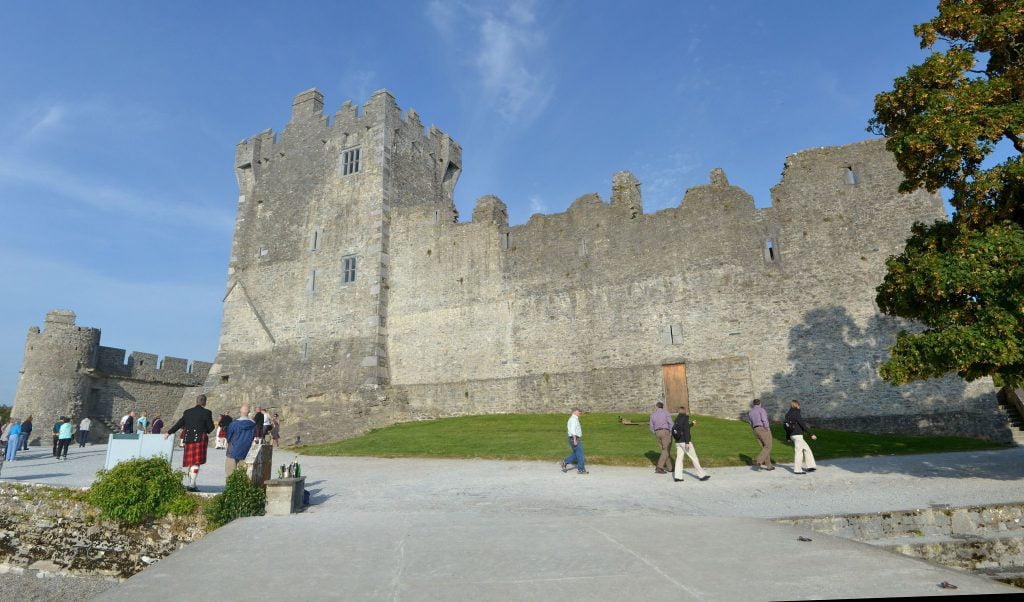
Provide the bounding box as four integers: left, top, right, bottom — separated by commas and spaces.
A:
672, 412, 710, 483
784, 400, 817, 474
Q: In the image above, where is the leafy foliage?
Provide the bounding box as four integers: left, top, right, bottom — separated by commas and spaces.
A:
87, 457, 195, 524
869, 0, 1024, 386
0, 405, 10, 424
205, 466, 265, 528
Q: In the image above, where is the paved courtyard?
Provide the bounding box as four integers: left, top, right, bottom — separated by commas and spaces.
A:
3, 444, 1023, 599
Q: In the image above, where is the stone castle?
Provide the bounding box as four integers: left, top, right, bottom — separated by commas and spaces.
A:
11, 88, 1012, 445
12, 310, 210, 443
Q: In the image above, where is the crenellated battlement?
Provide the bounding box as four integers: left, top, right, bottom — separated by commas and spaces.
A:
94, 346, 210, 385
236, 88, 461, 160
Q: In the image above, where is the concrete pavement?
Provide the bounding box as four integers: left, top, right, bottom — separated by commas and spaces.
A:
4, 444, 1022, 599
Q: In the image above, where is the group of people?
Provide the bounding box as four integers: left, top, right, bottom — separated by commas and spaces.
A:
161, 395, 282, 491
1, 416, 30, 461
214, 407, 280, 449
0, 415, 97, 462
560, 398, 818, 479
118, 411, 164, 435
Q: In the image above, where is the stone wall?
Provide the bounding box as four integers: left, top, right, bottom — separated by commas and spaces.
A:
0, 483, 205, 578
385, 138, 1001, 439
11, 311, 209, 441
182, 90, 1003, 444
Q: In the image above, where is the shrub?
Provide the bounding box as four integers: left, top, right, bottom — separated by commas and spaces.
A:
205, 467, 266, 528
87, 457, 193, 524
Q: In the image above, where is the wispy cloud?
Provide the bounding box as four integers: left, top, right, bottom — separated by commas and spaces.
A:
528, 194, 546, 215
635, 150, 700, 212
340, 68, 379, 104
427, 0, 552, 122
427, 0, 458, 37
0, 157, 234, 232
23, 104, 66, 139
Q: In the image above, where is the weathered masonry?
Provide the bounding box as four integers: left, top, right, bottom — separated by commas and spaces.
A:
12, 310, 210, 443
173, 88, 1007, 445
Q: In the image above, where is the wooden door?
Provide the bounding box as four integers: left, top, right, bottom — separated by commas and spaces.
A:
662, 363, 689, 414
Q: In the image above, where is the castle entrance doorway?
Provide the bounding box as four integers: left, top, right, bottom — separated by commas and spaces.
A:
662, 363, 689, 414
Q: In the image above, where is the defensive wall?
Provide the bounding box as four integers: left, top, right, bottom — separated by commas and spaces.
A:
12, 310, 210, 443
181, 89, 1007, 445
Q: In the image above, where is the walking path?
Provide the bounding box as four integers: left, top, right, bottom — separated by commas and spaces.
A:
4, 445, 1023, 599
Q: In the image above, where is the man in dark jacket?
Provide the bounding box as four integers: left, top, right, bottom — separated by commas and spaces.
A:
252, 408, 265, 440
164, 394, 215, 492
785, 400, 817, 474
20, 416, 32, 450
672, 412, 710, 483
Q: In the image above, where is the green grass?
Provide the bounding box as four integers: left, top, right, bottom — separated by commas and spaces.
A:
297, 413, 1008, 467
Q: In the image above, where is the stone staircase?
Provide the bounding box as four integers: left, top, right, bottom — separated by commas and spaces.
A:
778, 504, 1024, 588
997, 387, 1024, 446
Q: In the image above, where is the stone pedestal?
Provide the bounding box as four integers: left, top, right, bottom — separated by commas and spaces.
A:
244, 443, 273, 487
265, 476, 305, 515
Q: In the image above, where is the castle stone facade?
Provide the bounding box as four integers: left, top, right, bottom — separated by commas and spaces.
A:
12, 310, 210, 444
171, 88, 1006, 445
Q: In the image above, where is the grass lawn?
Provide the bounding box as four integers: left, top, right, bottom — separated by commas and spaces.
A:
297, 413, 1008, 468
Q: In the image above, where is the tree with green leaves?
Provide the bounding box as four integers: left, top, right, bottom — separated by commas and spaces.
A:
869, 0, 1024, 387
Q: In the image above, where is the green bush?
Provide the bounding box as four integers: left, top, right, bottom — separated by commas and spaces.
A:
87, 457, 194, 524
205, 467, 266, 528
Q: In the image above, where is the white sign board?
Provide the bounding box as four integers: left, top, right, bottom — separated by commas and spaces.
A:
104, 433, 174, 470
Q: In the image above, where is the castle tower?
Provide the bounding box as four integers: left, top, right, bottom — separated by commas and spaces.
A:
12, 310, 100, 444
190, 89, 461, 442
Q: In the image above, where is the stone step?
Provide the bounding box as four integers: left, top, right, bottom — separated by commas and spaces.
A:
877, 532, 1024, 576
777, 503, 1024, 542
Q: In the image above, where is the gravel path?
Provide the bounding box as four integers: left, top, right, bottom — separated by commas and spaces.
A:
0, 571, 117, 601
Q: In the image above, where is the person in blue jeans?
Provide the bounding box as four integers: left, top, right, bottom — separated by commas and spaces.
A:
5, 419, 22, 462
560, 408, 588, 474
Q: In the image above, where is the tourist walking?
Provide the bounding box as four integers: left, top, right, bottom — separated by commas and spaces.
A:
137, 414, 149, 433
150, 415, 163, 435
649, 401, 674, 474
215, 413, 231, 449
52, 417, 63, 457
20, 415, 32, 450
785, 400, 817, 474
56, 417, 73, 460
5, 419, 22, 462
270, 413, 281, 447
225, 404, 256, 477
252, 407, 265, 440
672, 412, 710, 482
747, 399, 774, 471
560, 408, 588, 474
1, 419, 14, 458
77, 416, 91, 447
120, 411, 136, 434
164, 394, 215, 492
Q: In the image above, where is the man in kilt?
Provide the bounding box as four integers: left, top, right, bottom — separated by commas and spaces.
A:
164, 394, 215, 492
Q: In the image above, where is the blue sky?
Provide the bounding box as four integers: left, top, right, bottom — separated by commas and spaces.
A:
0, 1, 943, 405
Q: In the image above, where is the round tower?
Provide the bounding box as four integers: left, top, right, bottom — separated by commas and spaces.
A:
11, 310, 100, 444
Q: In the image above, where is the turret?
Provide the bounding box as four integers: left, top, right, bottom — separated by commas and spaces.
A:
11, 310, 100, 444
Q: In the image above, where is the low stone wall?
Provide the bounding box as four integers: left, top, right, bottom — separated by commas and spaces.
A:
778, 503, 1024, 587
0, 483, 206, 578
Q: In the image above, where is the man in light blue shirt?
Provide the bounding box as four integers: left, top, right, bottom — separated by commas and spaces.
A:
560, 408, 588, 475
